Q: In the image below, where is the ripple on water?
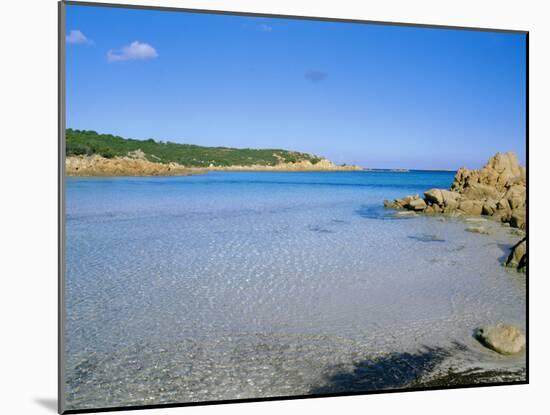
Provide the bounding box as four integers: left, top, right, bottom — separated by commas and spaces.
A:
64, 173, 525, 410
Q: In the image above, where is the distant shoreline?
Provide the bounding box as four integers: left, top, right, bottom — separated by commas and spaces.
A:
65, 155, 462, 177
65, 155, 362, 177
363, 168, 410, 173
364, 168, 457, 173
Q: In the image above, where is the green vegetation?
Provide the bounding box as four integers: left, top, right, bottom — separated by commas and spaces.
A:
66, 129, 324, 167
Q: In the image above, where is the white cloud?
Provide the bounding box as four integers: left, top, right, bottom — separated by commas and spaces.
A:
257, 24, 273, 32
107, 41, 158, 63
66, 30, 91, 45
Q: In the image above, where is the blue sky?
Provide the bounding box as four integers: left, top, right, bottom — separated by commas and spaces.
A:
66, 4, 526, 169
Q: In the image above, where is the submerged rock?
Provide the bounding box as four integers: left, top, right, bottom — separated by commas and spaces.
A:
475, 323, 525, 355
505, 237, 527, 273
465, 226, 490, 235
395, 211, 417, 217
465, 217, 488, 223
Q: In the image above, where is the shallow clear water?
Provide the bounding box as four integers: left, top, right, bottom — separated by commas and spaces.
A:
64, 171, 526, 410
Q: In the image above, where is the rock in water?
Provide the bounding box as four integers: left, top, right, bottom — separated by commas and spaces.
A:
383, 199, 399, 209
406, 198, 427, 211
505, 237, 527, 273
465, 217, 488, 223
395, 211, 417, 217
465, 225, 489, 235
476, 323, 525, 355
424, 188, 460, 207
383, 152, 526, 228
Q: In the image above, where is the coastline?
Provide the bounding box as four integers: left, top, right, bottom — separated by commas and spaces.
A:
363, 168, 410, 173
66, 155, 203, 177
65, 155, 362, 176
65, 155, 463, 177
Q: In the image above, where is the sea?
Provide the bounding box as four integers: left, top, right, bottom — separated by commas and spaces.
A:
64, 171, 526, 410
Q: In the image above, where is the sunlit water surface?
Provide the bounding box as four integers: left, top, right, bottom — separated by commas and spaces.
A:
64, 171, 526, 410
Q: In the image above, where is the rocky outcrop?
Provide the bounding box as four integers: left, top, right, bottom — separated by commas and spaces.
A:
452, 152, 525, 193
383, 152, 526, 229
505, 237, 527, 273
475, 323, 526, 355
66, 155, 203, 176
424, 188, 460, 208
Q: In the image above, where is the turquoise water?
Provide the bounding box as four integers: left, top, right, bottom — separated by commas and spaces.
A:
64, 171, 526, 410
